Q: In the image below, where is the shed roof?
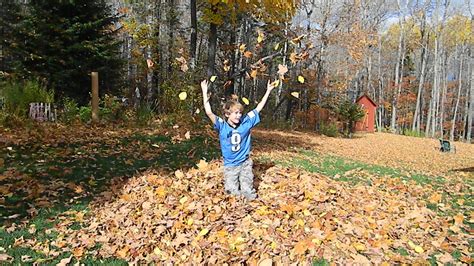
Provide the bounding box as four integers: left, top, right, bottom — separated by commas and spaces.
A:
356, 94, 377, 107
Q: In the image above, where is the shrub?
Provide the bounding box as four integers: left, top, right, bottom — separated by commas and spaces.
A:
319, 122, 338, 137
135, 102, 157, 126
0, 79, 54, 118
337, 100, 365, 137
79, 106, 92, 122
403, 129, 425, 138
102, 94, 127, 122
61, 97, 79, 123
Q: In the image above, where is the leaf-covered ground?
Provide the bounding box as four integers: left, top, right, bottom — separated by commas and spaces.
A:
0, 124, 472, 264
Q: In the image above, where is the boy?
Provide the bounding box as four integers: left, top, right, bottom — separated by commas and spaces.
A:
200, 79, 276, 200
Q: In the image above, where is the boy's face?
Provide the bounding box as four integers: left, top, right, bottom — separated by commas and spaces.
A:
225, 107, 242, 126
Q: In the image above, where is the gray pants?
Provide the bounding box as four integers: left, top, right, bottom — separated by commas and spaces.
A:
223, 158, 256, 200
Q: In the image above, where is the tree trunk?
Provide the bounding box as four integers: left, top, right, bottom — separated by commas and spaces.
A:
189, 0, 197, 69
152, 0, 162, 111
207, 22, 218, 78
426, 37, 440, 137
439, 49, 448, 138
391, 0, 406, 133
450, 46, 464, 140
167, 0, 175, 75
467, 51, 474, 143
376, 35, 383, 131
412, 15, 428, 132
234, 19, 245, 97
146, 2, 154, 101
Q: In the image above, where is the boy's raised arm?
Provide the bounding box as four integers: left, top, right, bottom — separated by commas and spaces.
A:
255, 80, 276, 113
201, 79, 217, 125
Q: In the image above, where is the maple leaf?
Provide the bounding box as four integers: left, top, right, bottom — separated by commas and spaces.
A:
196, 159, 208, 170
277, 64, 288, 78
250, 69, 258, 79
293, 240, 308, 255
56, 256, 72, 266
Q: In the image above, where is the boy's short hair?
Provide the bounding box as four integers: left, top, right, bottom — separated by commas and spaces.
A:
223, 100, 244, 115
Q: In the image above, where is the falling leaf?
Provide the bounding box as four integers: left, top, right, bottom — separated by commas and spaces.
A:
239, 44, 246, 53
257, 31, 264, 43
146, 59, 154, 69
291, 34, 306, 44
242, 97, 250, 105
250, 70, 258, 79
184, 131, 191, 139
176, 56, 188, 72
297, 75, 305, 83
277, 64, 288, 77
179, 92, 187, 101
289, 53, 298, 65
274, 43, 280, 50
195, 108, 200, 114
243, 51, 253, 58
291, 92, 299, 98
210, 76, 217, 82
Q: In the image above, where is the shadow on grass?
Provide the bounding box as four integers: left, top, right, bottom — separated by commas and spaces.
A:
0, 133, 220, 224
451, 166, 474, 173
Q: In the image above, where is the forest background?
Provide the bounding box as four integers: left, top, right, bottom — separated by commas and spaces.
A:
0, 0, 473, 142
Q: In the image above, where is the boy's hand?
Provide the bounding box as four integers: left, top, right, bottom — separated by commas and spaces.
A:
201, 79, 209, 94
267, 80, 277, 91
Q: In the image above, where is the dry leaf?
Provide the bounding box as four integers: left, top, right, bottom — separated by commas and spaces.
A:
56, 256, 72, 266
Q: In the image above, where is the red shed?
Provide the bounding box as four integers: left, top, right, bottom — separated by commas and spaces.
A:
355, 95, 377, 133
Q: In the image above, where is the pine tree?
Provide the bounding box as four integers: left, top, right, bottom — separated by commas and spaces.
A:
9, 0, 123, 103
0, 0, 23, 74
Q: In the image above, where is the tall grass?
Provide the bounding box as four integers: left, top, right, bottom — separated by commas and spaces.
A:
0, 79, 54, 117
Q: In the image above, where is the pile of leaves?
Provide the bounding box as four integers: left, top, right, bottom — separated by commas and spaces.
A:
16, 160, 470, 264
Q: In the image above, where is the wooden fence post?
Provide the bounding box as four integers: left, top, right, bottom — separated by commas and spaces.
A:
91, 72, 99, 123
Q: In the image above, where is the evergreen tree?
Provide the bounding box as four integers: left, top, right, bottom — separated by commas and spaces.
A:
337, 101, 365, 137
0, 0, 23, 74
9, 0, 123, 103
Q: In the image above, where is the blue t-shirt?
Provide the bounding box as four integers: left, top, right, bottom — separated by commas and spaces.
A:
214, 109, 260, 166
